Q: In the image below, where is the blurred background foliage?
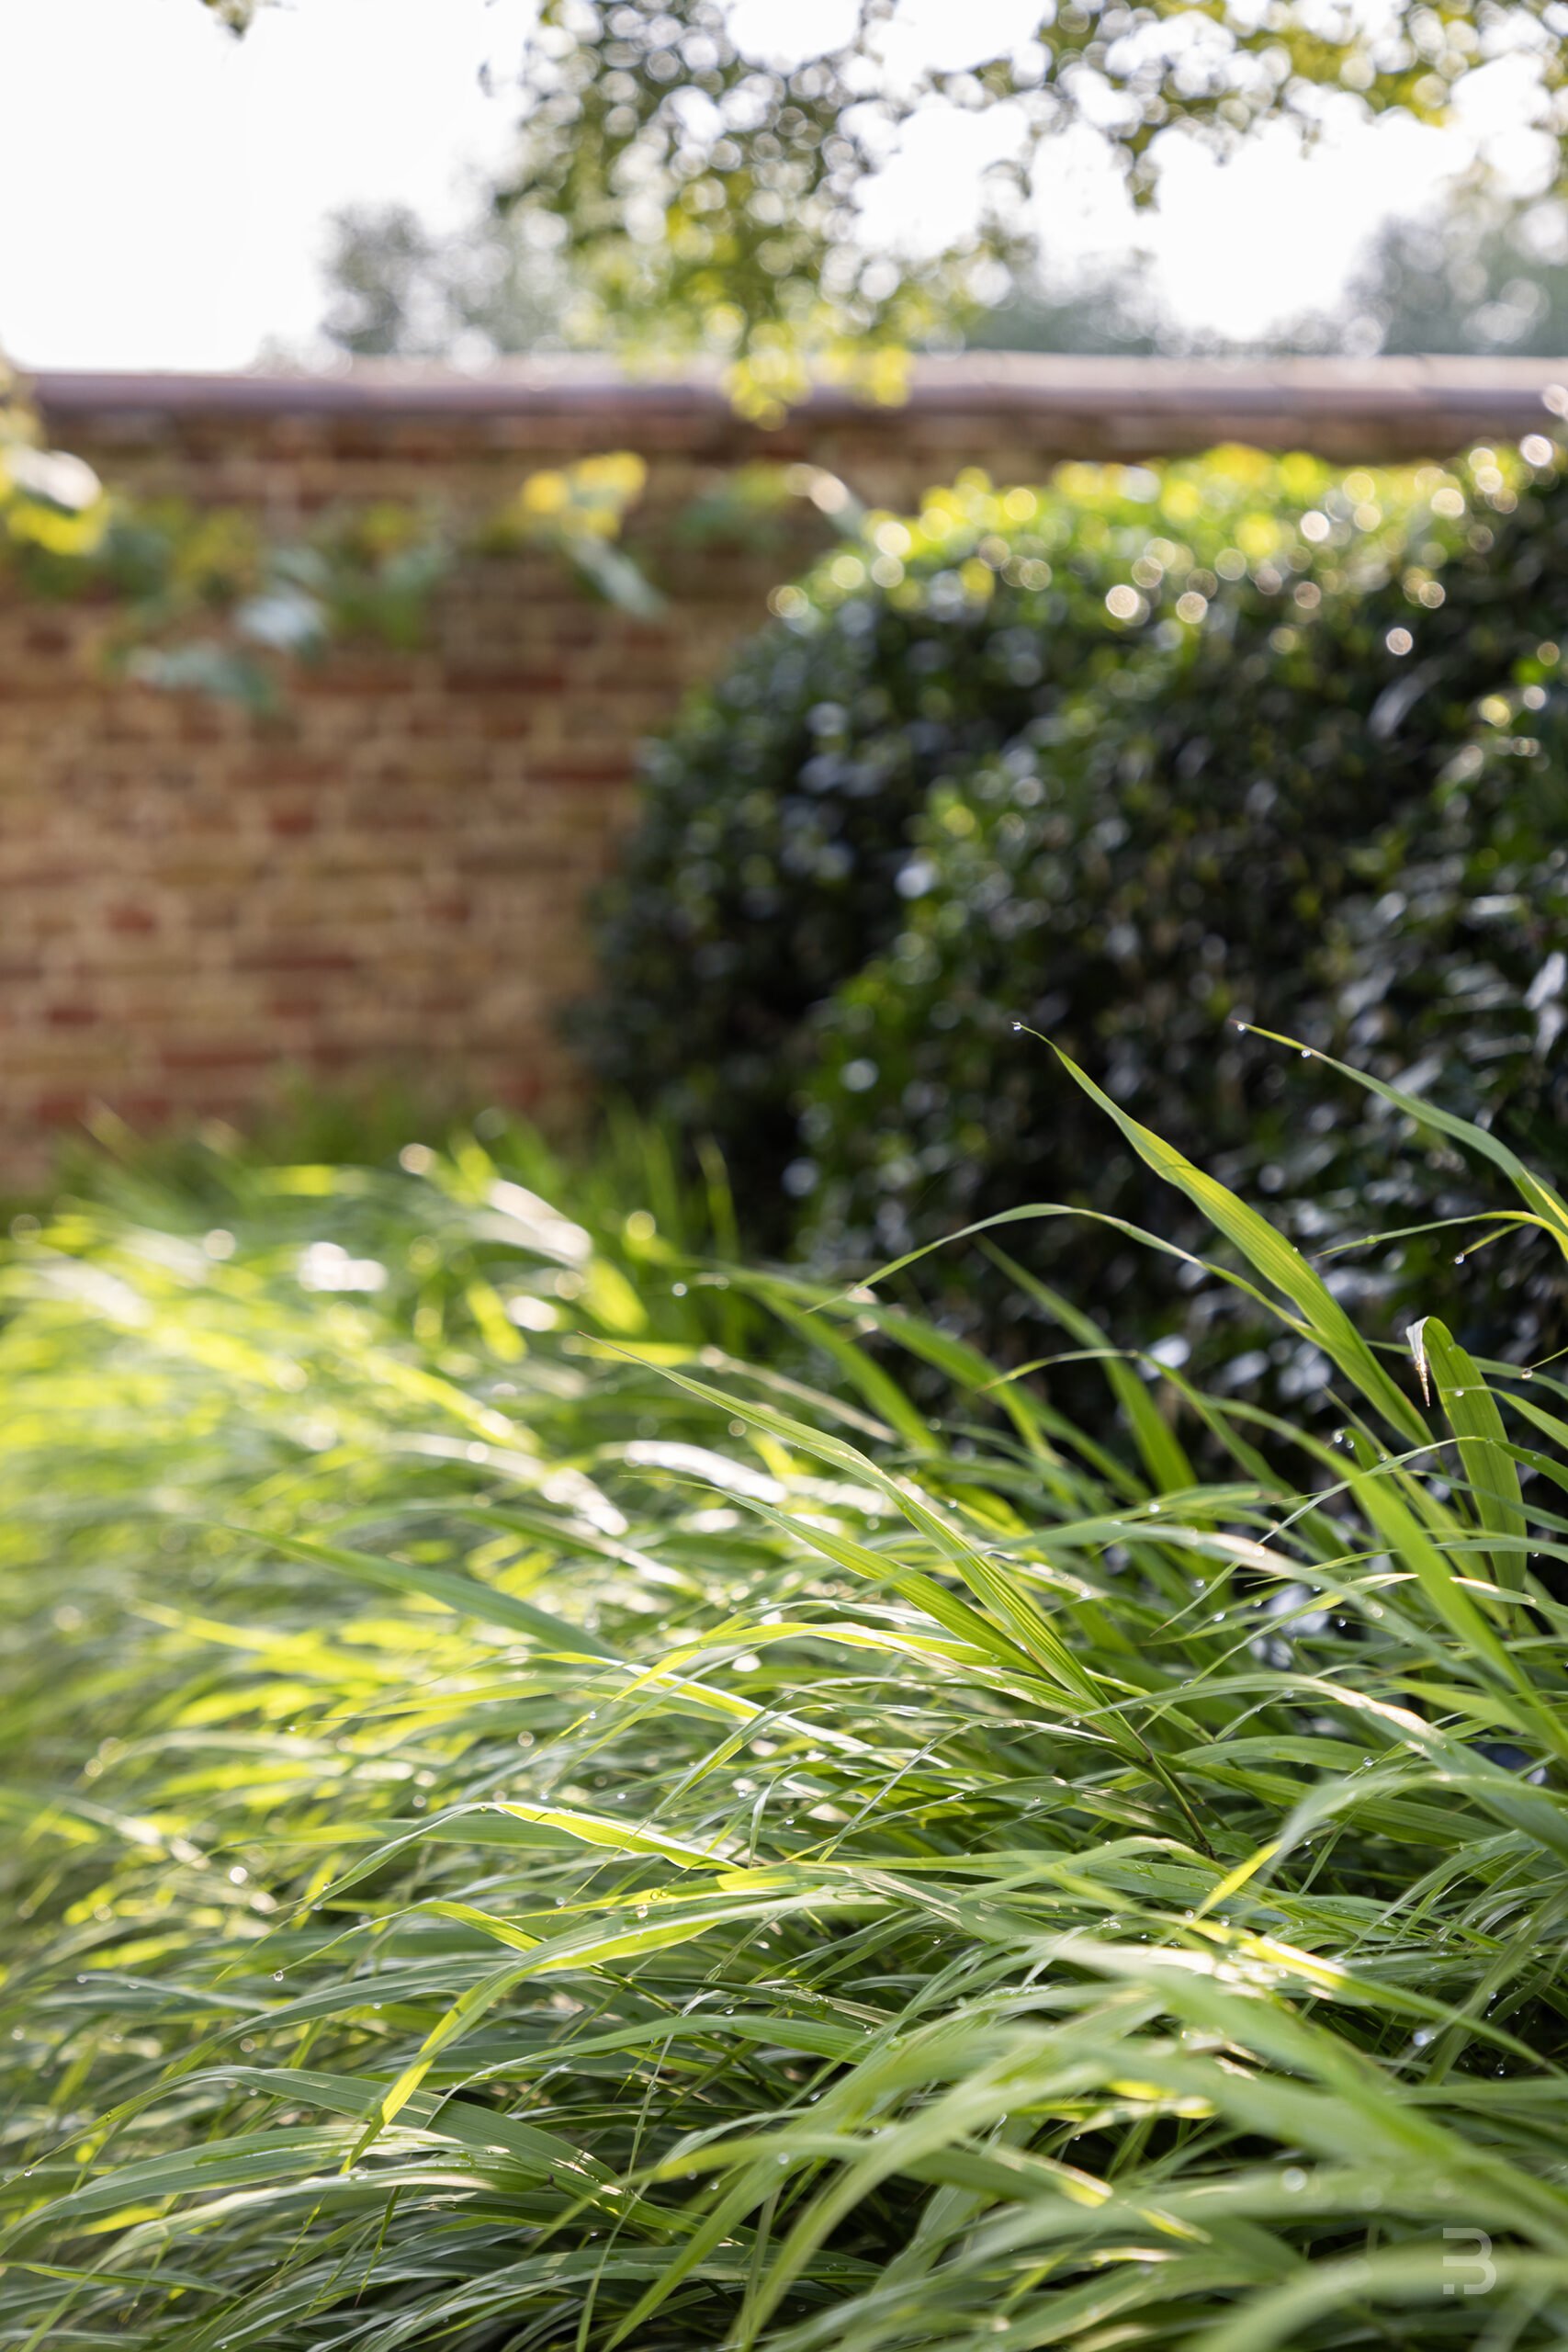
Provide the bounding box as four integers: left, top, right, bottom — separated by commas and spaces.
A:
321, 181, 1568, 375
1, 362, 111, 563
294, 3, 1568, 409
1, 362, 664, 702
321, 199, 574, 366
582, 431, 1568, 1391
1328, 192, 1568, 356
502, 0, 1568, 415
3, 358, 448, 706
17, 0, 1568, 697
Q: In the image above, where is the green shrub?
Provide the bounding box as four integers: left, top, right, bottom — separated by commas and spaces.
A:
583, 453, 1427, 1216
800, 636, 1568, 1383
584, 439, 1568, 1365
6, 1076, 1568, 2346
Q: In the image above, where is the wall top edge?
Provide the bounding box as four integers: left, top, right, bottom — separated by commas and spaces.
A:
26, 352, 1568, 427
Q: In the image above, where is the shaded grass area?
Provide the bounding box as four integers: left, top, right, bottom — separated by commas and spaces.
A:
4, 1063, 1568, 2348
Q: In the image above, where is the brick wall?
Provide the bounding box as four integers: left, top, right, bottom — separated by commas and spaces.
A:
3, 355, 1562, 1182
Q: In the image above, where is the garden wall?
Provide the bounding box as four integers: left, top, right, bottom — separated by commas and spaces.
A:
1, 354, 1562, 1181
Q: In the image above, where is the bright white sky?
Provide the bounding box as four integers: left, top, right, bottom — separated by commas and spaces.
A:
0, 0, 1548, 372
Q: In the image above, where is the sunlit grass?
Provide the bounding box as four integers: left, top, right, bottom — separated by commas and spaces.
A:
4, 1063, 1568, 2348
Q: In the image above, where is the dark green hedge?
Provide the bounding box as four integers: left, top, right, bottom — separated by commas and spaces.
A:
802, 657, 1568, 1380
583, 442, 1568, 1374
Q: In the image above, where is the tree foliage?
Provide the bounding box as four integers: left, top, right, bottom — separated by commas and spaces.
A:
321, 201, 569, 362
1340, 194, 1568, 356
507, 0, 1568, 412
198, 0, 1568, 399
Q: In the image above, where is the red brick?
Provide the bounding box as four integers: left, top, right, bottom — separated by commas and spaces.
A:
0, 378, 892, 1168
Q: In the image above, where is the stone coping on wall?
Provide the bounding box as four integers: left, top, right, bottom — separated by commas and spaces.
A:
31, 353, 1568, 463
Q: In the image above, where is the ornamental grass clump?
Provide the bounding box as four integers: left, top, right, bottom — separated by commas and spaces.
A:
5, 1060, 1568, 2348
